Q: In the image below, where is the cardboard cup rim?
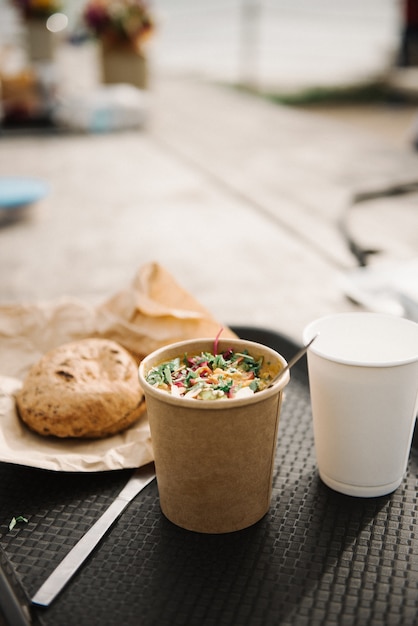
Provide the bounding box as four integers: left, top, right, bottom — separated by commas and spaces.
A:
138, 337, 289, 408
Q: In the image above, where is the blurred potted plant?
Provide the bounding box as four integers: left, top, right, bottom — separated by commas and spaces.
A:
13, 0, 62, 61
83, 0, 155, 89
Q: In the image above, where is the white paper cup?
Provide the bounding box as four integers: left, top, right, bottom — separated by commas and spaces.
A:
303, 313, 418, 497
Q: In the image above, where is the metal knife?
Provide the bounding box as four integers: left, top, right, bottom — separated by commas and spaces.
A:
32, 463, 155, 608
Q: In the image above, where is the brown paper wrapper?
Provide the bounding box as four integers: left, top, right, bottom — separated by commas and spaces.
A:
139, 338, 289, 533
0, 262, 236, 380
0, 262, 236, 472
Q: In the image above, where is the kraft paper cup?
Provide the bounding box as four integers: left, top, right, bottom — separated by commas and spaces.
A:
303, 313, 418, 498
139, 338, 289, 533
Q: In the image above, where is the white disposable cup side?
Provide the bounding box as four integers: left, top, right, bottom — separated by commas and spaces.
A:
303, 313, 418, 497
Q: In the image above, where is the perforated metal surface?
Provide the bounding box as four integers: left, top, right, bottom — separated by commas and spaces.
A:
1, 328, 417, 626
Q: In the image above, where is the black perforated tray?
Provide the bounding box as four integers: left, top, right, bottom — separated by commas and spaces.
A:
1, 327, 417, 626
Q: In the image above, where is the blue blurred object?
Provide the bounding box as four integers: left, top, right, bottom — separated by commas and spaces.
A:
0, 177, 49, 209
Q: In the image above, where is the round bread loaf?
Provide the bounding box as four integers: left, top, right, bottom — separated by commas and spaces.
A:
15, 338, 146, 438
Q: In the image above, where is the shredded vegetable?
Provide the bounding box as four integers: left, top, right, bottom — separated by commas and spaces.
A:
213, 327, 223, 356
146, 348, 274, 400
9, 516, 28, 531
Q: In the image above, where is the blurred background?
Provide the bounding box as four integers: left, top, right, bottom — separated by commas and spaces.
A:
1, 0, 418, 145
0, 0, 405, 85
0, 1, 416, 127
0, 0, 417, 335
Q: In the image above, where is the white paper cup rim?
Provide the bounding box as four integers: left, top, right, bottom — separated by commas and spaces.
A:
303, 312, 418, 367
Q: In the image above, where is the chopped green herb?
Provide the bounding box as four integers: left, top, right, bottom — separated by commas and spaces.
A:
146, 347, 275, 400
9, 516, 28, 531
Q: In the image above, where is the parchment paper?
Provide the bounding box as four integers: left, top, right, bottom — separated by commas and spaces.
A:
0, 376, 153, 472
0, 262, 236, 472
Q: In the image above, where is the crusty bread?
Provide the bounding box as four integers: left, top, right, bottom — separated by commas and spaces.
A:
15, 338, 146, 438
